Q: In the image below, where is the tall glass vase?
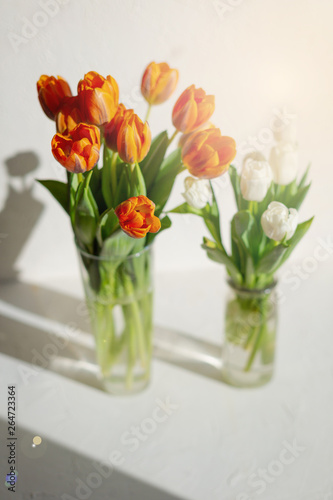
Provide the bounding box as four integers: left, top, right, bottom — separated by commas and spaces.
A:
77, 244, 153, 395
222, 280, 278, 387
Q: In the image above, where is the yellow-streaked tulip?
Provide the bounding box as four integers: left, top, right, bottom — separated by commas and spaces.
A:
78, 71, 119, 126
182, 128, 236, 179
104, 104, 134, 152
141, 62, 179, 105
117, 113, 151, 164
172, 85, 215, 134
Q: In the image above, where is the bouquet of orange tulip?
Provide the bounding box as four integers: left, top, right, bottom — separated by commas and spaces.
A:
37, 63, 237, 393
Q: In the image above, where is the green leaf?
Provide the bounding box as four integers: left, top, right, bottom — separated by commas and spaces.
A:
148, 148, 184, 216
228, 165, 241, 210
37, 179, 69, 214
99, 208, 119, 241
114, 167, 131, 207
298, 163, 311, 189
89, 166, 107, 214
130, 163, 146, 197
73, 172, 99, 249
256, 243, 288, 274
169, 202, 203, 216
279, 216, 314, 267
257, 182, 275, 217
202, 237, 241, 283
288, 183, 311, 210
102, 145, 114, 207
100, 229, 136, 260
231, 211, 257, 284
139, 131, 168, 191
257, 216, 314, 274
203, 182, 222, 246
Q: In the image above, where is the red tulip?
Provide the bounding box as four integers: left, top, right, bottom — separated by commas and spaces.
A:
37, 75, 72, 120
56, 96, 84, 135
115, 195, 161, 238
51, 123, 100, 173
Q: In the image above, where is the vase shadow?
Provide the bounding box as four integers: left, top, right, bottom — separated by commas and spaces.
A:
0, 281, 222, 391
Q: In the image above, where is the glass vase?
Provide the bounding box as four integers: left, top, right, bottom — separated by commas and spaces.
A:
222, 280, 278, 387
77, 244, 153, 395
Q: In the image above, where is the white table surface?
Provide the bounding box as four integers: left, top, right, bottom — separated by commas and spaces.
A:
0, 262, 333, 500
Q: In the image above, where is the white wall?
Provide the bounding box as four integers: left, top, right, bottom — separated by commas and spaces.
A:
1, 0, 332, 283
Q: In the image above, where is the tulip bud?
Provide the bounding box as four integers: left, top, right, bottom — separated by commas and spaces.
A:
269, 142, 298, 185
56, 96, 84, 135
115, 195, 161, 239
104, 104, 133, 152
37, 75, 72, 120
78, 71, 119, 126
172, 85, 215, 134
51, 123, 100, 173
182, 128, 236, 180
240, 159, 273, 202
261, 201, 298, 241
141, 62, 179, 105
117, 113, 151, 164
182, 177, 212, 209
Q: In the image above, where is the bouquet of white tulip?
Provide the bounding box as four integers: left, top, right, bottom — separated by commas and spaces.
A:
171, 128, 313, 385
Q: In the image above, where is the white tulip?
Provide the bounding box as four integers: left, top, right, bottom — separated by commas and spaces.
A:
273, 114, 297, 143
269, 141, 298, 185
261, 201, 298, 241
242, 150, 266, 169
240, 159, 273, 202
182, 176, 212, 209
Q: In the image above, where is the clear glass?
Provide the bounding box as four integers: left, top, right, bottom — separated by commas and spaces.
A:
77, 244, 153, 395
222, 280, 278, 387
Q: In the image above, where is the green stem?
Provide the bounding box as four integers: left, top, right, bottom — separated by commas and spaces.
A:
77, 172, 83, 183
244, 297, 268, 372
94, 302, 116, 376
248, 200, 258, 217
145, 104, 152, 122
110, 152, 118, 199
168, 129, 179, 147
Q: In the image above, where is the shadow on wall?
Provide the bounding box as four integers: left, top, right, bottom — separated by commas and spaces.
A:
1, 151, 44, 281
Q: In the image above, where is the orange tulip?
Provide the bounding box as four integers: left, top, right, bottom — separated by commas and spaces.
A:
178, 121, 215, 148
56, 96, 84, 135
37, 75, 72, 120
172, 85, 215, 134
141, 62, 179, 105
115, 195, 161, 239
182, 128, 236, 179
104, 104, 134, 151
117, 113, 151, 164
51, 123, 100, 173
78, 71, 119, 126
